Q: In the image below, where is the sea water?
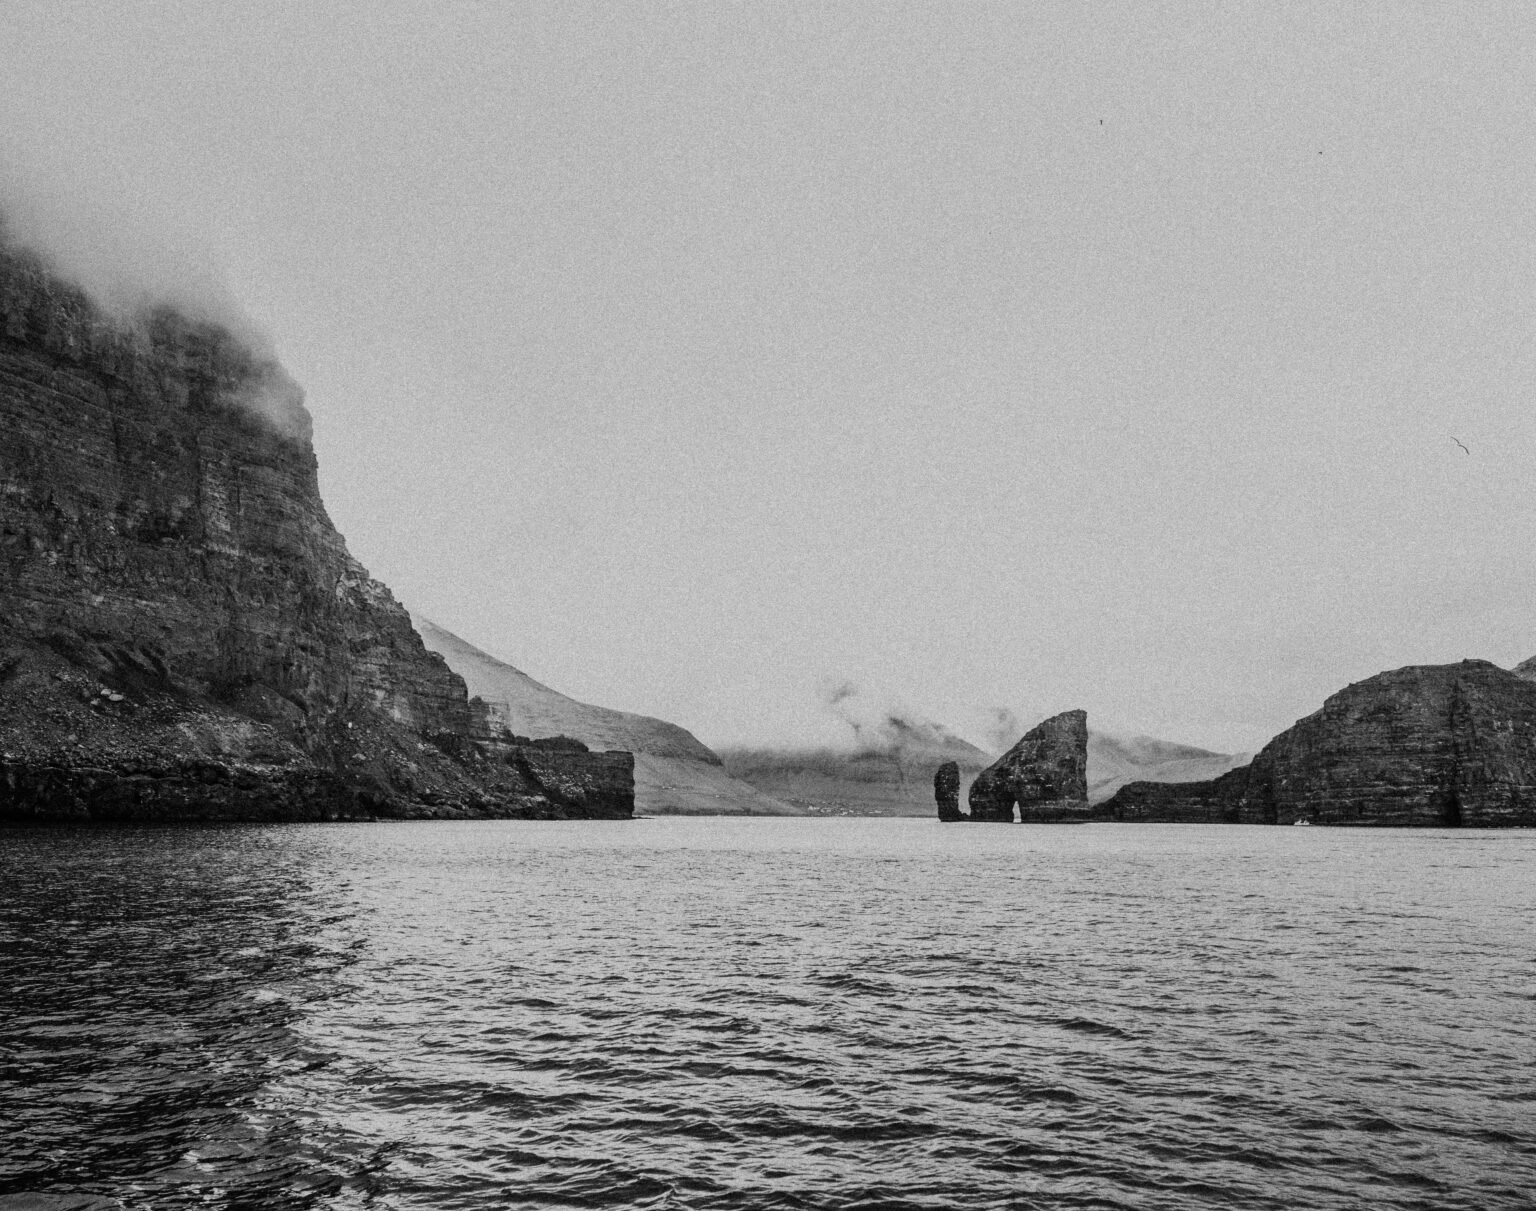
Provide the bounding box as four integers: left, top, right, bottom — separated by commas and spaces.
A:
1, 818, 1532, 1210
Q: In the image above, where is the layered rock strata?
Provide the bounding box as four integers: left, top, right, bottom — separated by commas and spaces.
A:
0, 245, 632, 823
1097, 660, 1536, 827
938, 709, 1090, 822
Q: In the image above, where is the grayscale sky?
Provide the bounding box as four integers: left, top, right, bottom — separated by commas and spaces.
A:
3, 1, 1534, 754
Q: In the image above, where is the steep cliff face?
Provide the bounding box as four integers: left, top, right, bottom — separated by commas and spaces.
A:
0, 246, 632, 822
964, 709, 1090, 822
1098, 661, 1536, 827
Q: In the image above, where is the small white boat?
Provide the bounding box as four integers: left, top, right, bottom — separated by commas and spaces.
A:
1293, 819, 1312, 826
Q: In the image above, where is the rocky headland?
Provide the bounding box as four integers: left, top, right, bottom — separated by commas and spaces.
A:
0, 244, 633, 823
1098, 660, 1536, 827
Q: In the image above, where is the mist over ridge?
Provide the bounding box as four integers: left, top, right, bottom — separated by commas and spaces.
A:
0, 162, 310, 441
0, 155, 273, 356
720, 679, 1248, 814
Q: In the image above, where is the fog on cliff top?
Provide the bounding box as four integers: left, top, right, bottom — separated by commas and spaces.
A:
0, 157, 305, 434
0, 163, 271, 354
4, 2, 1535, 754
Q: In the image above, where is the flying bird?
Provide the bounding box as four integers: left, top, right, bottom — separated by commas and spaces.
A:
1451, 437, 1470, 455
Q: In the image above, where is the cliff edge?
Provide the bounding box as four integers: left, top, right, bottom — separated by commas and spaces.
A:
0, 245, 632, 822
1098, 660, 1536, 827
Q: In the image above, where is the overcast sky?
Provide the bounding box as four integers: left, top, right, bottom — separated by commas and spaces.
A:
3, 2, 1534, 753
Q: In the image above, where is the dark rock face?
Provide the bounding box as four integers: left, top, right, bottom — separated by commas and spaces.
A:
0, 246, 633, 823
1092, 774, 1240, 824
933, 760, 962, 821
962, 709, 1089, 823
1097, 660, 1536, 827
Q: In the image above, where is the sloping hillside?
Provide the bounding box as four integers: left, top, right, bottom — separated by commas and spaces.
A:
413, 617, 796, 815
1086, 733, 1248, 802
722, 723, 1245, 815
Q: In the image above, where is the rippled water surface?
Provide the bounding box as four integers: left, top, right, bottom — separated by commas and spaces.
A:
2, 818, 1534, 1210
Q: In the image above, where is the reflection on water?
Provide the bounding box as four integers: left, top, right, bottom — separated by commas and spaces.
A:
2, 819, 1534, 1210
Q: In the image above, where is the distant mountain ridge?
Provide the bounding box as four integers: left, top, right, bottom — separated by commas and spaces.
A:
410, 618, 1252, 818
721, 723, 1246, 815
413, 618, 796, 816
1086, 733, 1248, 802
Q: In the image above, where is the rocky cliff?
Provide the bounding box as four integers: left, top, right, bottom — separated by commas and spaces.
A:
0, 244, 632, 823
1098, 660, 1536, 827
413, 617, 795, 815
962, 709, 1090, 822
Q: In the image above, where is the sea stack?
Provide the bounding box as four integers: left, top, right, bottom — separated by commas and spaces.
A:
933, 760, 963, 821
0, 244, 633, 823
940, 709, 1090, 822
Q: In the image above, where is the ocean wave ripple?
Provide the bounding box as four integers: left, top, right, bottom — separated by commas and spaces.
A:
2, 819, 1534, 1210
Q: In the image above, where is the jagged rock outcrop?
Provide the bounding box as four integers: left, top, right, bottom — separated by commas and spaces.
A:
414, 617, 796, 815
959, 709, 1089, 823
1098, 660, 1536, 827
933, 760, 962, 821
0, 243, 632, 822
